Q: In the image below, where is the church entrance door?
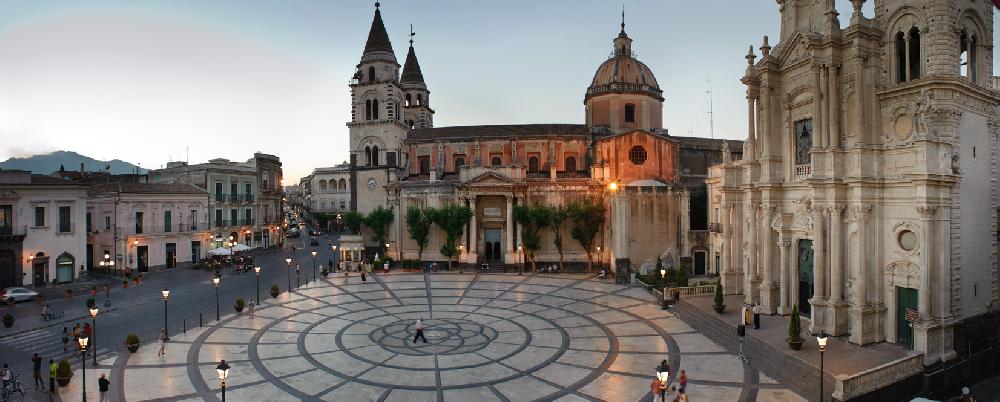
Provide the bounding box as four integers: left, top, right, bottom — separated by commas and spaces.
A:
484, 229, 502, 264
797, 239, 814, 316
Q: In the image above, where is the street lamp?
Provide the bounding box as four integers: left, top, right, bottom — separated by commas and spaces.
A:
596, 246, 602, 268
818, 332, 828, 402
78, 335, 90, 402
296, 264, 301, 289
161, 287, 170, 340
89, 306, 98, 365
517, 245, 523, 275
212, 276, 220, 321
285, 257, 292, 292
254, 266, 261, 302
311, 250, 317, 284
331, 245, 337, 272
216, 359, 231, 402
457, 245, 463, 273
660, 268, 668, 310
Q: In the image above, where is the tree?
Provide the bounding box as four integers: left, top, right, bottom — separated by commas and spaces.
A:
548, 206, 569, 271
342, 211, 364, 235
566, 198, 605, 272
405, 206, 434, 263
364, 206, 394, 253
513, 203, 551, 272
432, 204, 471, 271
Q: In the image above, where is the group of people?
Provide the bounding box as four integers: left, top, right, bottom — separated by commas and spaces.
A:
741, 303, 762, 330
2, 356, 110, 401
60, 323, 93, 355
651, 360, 688, 401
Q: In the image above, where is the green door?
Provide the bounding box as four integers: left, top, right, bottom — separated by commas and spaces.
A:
797, 240, 814, 315
897, 287, 918, 349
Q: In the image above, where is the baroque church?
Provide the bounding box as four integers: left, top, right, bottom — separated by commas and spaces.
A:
707, 0, 999, 365
342, 3, 740, 276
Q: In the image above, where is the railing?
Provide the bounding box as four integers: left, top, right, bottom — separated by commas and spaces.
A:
794, 164, 813, 181
242, 219, 254, 226
708, 223, 722, 233
244, 194, 254, 203
214, 194, 225, 203
115, 225, 205, 235
833, 354, 923, 401
0, 225, 27, 236
212, 220, 254, 229
229, 194, 241, 203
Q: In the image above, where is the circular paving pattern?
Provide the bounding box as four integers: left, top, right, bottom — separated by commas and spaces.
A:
108, 273, 803, 402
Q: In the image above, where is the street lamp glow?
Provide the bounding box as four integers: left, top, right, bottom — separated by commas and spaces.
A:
285, 258, 292, 264
311, 251, 317, 257
817, 333, 828, 352
78, 335, 89, 350
213, 276, 220, 287
660, 268, 666, 278
133, 240, 139, 246
89, 307, 98, 319
161, 287, 170, 300
216, 360, 230, 382
254, 266, 261, 274
608, 181, 618, 191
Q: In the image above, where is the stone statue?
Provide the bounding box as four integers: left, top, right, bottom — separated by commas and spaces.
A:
914, 90, 931, 137
721, 140, 732, 164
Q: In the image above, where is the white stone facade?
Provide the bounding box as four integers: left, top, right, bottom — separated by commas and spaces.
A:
706, 0, 999, 365
301, 164, 351, 215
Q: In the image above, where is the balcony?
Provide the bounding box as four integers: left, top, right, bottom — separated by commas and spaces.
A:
708, 223, 722, 233
0, 225, 27, 238
214, 194, 225, 203
244, 194, 254, 203
229, 194, 241, 203
794, 164, 812, 181
242, 218, 254, 226
115, 224, 205, 235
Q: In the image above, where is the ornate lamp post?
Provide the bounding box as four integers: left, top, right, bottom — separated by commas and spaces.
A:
216, 360, 231, 402
296, 264, 301, 289
596, 246, 602, 268
78, 335, 90, 402
212, 276, 220, 321
331, 245, 337, 272
311, 250, 317, 284
660, 268, 668, 310
818, 332, 828, 402
285, 257, 292, 292
254, 266, 261, 302
89, 306, 98, 365
517, 244, 523, 275
457, 245, 463, 274
161, 287, 170, 340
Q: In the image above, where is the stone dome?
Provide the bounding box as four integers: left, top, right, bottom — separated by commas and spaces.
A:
585, 30, 663, 102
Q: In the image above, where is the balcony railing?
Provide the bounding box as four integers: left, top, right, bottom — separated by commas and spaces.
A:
214, 194, 225, 203
115, 224, 204, 235
229, 194, 241, 203
0, 225, 27, 237
794, 164, 812, 181
244, 194, 254, 203
212, 220, 255, 229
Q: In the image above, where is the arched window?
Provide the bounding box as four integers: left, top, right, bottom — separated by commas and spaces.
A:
394, 102, 399, 119
528, 156, 540, 172
454, 156, 466, 171
895, 32, 906, 83
491, 156, 502, 167
908, 27, 920, 80
338, 179, 347, 189
365, 146, 372, 166
368, 66, 376, 82
372, 146, 379, 166
365, 100, 372, 120
419, 157, 430, 174
416, 94, 423, 106
405, 93, 412, 106
319, 180, 327, 190
564, 156, 577, 172
624, 103, 636, 123
960, 30, 978, 83
372, 99, 380, 120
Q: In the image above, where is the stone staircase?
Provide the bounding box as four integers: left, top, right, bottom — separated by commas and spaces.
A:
674, 299, 834, 401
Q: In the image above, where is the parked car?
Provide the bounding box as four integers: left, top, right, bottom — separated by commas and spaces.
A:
2, 287, 38, 303
309, 229, 322, 236
287, 231, 301, 238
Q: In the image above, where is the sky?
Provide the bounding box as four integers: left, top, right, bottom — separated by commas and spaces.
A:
0, 1, 996, 182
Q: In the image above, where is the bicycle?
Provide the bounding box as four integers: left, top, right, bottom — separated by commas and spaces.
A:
1, 374, 26, 401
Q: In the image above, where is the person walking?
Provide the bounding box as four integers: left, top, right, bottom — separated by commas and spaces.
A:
412, 318, 427, 343
650, 378, 662, 402
31, 353, 44, 389
361, 269, 367, 284
383, 261, 389, 277
98, 373, 110, 402
48, 359, 56, 394
61, 327, 69, 352
752, 304, 761, 329
157, 328, 167, 356
678, 369, 687, 394
248, 298, 255, 319
655, 360, 670, 402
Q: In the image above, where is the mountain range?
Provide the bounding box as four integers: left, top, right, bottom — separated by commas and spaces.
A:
0, 151, 147, 175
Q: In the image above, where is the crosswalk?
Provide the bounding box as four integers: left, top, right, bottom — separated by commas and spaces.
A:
0, 328, 114, 366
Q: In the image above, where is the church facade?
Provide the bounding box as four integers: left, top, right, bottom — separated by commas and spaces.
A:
707, 0, 998, 364
342, 4, 740, 275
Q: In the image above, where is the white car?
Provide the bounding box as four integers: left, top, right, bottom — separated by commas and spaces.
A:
2, 287, 39, 303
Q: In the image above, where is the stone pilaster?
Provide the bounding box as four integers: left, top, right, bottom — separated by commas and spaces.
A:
759, 204, 778, 314
828, 204, 849, 335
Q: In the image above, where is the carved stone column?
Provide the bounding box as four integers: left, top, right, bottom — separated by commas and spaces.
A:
778, 240, 792, 315
828, 65, 841, 148
505, 195, 515, 264
916, 205, 936, 320
746, 203, 760, 304
746, 94, 757, 161
759, 205, 778, 314
829, 204, 849, 335
468, 196, 478, 259
721, 204, 740, 294
810, 207, 828, 334
813, 65, 825, 149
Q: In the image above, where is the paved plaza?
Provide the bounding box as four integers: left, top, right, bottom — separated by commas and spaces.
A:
60, 273, 805, 401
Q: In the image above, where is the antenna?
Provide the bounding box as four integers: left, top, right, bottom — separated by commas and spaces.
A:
707, 78, 715, 139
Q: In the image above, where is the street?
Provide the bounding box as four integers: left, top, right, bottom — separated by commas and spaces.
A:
0, 231, 341, 399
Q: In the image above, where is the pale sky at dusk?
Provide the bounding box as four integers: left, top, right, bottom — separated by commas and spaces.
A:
0, 1, 996, 181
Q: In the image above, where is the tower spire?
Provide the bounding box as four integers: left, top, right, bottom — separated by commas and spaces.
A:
401, 23, 425, 85
409, 24, 415, 46
362, 1, 394, 56
620, 4, 625, 33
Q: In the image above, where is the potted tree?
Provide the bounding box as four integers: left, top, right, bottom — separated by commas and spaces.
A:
122, 279, 129, 288
86, 297, 96, 309
234, 298, 245, 313
134, 274, 142, 285
787, 304, 804, 350
125, 333, 141, 352
65, 289, 73, 300
321, 267, 329, 278
55, 359, 73, 386
90, 286, 98, 298
270, 284, 280, 298
2, 313, 13, 328
712, 280, 726, 314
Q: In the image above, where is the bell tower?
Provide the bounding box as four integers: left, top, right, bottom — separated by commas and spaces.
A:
348, 2, 408, 214
400, 25, 434, 129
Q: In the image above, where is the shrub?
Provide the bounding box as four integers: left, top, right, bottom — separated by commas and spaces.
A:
234, 298, 245, 308
674, 268, 688, 288
86, 298, 96, 308
2, 313, 13, 325
713, 280, 724, 306
56, 359, 73, 378
126, 333, 140, 345
788, 304, 802, 341
270, 284, 280, 294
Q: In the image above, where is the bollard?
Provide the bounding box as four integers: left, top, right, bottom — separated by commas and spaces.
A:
199, 313, 203, 327
183, 318, 187, 333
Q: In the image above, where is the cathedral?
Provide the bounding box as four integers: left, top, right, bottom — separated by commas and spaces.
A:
707, 0, 999, 365
337, 3, 740, 276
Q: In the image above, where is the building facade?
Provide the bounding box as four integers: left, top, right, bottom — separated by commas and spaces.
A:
341, 4, 738, 275
706, 0, 998, 365
301, 164, 351, 215
0, 170, 88, 288
87, 183, 212, 273
148, 153, 283, 250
